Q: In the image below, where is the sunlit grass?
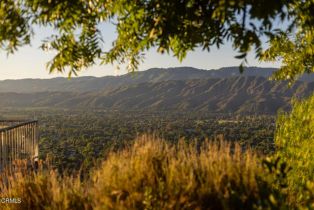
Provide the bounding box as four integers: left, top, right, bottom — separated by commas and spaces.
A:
0, 135, 287, 210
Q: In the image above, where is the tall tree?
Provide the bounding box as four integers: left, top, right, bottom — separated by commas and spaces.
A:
0, 0, 313, 81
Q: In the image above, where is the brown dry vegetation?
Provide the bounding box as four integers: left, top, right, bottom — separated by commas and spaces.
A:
0, 135, 287, 210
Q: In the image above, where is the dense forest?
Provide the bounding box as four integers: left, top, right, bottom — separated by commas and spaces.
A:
1, 108, 275, 172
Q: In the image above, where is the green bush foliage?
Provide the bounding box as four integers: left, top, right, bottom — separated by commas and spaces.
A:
275, 94, 314, 206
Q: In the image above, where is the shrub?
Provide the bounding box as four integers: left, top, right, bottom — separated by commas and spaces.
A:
275, 94, 314, 206
91, 135, 284, 209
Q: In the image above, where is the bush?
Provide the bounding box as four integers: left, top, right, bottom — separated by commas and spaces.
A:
275, 94, 314, 206
91, 135, 288, 210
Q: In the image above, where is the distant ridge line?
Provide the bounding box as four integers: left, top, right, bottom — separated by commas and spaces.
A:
2, 66, 310, 94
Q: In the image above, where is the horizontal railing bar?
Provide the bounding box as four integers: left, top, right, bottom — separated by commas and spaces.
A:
0, 120, 38, 132
0, 119, 34, 123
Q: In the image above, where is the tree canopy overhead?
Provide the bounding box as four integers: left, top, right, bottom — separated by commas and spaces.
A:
0, 0, 313, 81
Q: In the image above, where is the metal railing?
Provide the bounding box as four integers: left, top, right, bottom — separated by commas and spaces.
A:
0, 120, 38, 170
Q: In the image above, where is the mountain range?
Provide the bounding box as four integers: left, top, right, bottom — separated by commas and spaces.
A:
0, 67, 313, 114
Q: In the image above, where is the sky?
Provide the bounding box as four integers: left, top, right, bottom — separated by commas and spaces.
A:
0, 23, 281, 80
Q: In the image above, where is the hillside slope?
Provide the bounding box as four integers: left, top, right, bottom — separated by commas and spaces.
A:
1, 66, 313, 93
0, 76, 312, 114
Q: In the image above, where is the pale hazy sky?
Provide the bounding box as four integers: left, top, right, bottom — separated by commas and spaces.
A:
0, 23, 280, 80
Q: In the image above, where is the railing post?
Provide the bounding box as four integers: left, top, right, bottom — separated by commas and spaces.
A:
0, 131, 3, 169
35, 122, 39, 161
4, 130, 7, 168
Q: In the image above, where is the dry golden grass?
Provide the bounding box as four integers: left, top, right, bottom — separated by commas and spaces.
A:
0, 135, 286, 210
0, 160, 91, 210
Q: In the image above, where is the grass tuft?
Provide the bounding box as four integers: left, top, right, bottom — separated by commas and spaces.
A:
1, 135, 286, 209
